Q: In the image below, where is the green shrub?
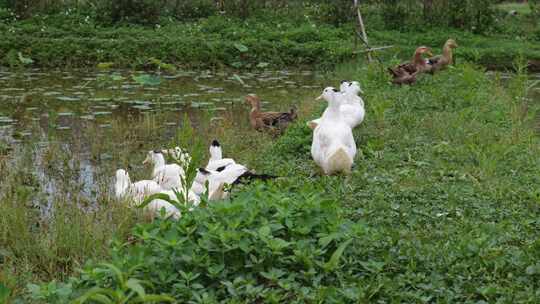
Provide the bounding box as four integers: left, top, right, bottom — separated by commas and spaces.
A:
530, 0, 540, 17
380, 0, 496, 32
73, 180, 364, 303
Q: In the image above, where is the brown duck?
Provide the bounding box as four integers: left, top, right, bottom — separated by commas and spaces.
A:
395, 46, 434, 74
245, 94, 297, 132
388, 46, 433, 85
427, 39, 458, 73
388, 68, 418, 85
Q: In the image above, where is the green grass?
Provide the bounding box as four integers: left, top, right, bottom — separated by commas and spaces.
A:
496, 2, 532, 15
7, 61, 539, 303
0, 12, 539, 70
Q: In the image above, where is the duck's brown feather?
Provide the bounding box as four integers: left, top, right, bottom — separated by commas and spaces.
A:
246, 94, 297, 133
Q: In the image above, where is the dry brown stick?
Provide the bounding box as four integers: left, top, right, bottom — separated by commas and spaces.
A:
354, 0, 372, 62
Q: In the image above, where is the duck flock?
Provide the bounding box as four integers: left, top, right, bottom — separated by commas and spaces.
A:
115, 39, 458, 219
114, 79, 364, 219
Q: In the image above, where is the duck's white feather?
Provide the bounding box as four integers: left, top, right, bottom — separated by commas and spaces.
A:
143, 151, 186, 190
115, 169, 162, 205
206, 140, 236, 170
311, 87, 356, 175
309, 81, 365, 130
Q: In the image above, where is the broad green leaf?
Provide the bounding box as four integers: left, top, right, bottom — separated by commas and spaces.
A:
74, 287, 115, 304
359, 260, 386, 273
97, 62, 114, 69
139, 193, 172, 209
324, 239, 353, 271
232, 74, 246, 86
26, 283, 41, 298
234, 43, 248, 53
110, 74, 125, 81
18, 52, 34, 65
56, 284, 73, 298
88, 293, 113, 304
126, 278, 146, 299
0, 283, 10, 302
133, 294, 175, 303
98, 263, 125, 285
267, 238, 290, 252
526, 264, 539, 275
258, 226, 271, 237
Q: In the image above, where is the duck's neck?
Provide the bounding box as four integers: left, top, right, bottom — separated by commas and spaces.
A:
250, 99, 261, 113
442, 44, 453, 64
324, 96, 342, 121
413, 52, 426, 65
152, 154, 166, 174
115, 177, 131, 198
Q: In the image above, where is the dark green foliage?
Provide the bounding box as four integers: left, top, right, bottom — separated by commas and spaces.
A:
380, 0, 497, 32
44, 63, 540, 303
75, 180, 362, 303
99, 0, 162, 25
0, 16, 355, 69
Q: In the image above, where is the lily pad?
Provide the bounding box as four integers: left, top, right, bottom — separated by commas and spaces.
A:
132, 74, 161, 86
93, 111, 112, 116
111, 74, 125, 81
97, 62, 114, 69
56, 96, 80, 102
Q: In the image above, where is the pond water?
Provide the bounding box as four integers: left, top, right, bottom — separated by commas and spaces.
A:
0, 68, 324, 214
0, 69, 538, 216
0, 69, 323, 144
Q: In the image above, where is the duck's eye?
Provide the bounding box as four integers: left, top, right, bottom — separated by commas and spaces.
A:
198, 168, 210, 174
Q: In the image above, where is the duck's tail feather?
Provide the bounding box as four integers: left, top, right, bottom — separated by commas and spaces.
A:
388, 67, 400, 77
307, 119, 319, 130
289, 105, 298, 119
209, 182, 226, 200
327, 147, 353, 174
232, 171, 278, 185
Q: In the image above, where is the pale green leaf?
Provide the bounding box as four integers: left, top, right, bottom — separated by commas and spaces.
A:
234, 43, 248, 53
324, 239, 353, 271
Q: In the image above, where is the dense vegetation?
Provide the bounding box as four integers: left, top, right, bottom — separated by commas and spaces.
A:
2, 60, 539, 302
0, 1, 539, 69
1, 1, 540, 303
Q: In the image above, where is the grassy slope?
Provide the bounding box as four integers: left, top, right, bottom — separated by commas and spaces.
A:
33, 64, 539, 303
0, 13, 539, 70
255, 64, 540, 302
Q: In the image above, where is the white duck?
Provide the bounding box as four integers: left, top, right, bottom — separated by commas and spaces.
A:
206, 140, 236, 170
115, 169, 162, 204
143, 150, 186, 190
145, 189, 197, 220
143, 168, 214, 220
308, 80, 365, 130
202, 140, 275, 199
311, 87, 357, 175
341, 81, 365, 127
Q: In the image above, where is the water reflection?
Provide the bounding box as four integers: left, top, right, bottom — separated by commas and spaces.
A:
0, 68, 323, 214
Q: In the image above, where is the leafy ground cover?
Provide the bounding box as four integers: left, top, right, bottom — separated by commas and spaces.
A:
4, 61, 538, 303
0, 7, 538, 70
